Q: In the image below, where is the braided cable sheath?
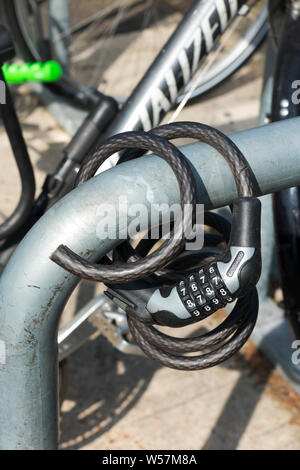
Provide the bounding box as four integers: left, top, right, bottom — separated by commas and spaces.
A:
51, 122, 254, 282
117, 211, 231, 261
128, 290, 258, 371
149, 122, 255, 198
116, 211, 230, 282
130, 294, 252, 354
51, 132, 197, 283
119, 122, 255, 197
50, 122, 259, 370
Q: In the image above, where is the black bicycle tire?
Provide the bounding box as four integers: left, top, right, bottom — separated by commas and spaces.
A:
0, 0, 36, 62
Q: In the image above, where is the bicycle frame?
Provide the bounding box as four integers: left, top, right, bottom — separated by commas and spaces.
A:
58, 0, 252, 171
104, 0, 249, 135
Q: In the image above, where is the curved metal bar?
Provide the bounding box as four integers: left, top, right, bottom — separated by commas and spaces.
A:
1, 118, 300, 449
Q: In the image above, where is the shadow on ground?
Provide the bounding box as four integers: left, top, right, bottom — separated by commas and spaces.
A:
59, 281, 159, 450
60, 335, 159, 450
59, 284, 276, 450
201, 349, 274, 450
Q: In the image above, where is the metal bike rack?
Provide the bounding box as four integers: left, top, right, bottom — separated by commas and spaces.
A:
1, 118, 300, 449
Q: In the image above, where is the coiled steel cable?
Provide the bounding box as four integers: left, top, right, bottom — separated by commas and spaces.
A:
51, 122, 259, 370
51, 131, 197, 282
51, 122, 255, 281
128, 291, 258, 371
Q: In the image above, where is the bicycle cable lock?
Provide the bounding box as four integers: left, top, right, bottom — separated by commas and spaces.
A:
51, 122, 261, 371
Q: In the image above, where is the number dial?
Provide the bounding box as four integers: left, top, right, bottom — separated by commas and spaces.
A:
177, 263, 233, 321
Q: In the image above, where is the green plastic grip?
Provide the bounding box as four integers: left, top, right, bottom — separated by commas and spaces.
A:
2, 61, 62, 83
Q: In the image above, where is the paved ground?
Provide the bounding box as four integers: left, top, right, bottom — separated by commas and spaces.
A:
1, 37, 300, 450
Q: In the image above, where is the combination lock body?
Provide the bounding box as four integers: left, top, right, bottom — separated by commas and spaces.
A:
105, 246, 260, 328
145, 261, 234, 327
147, 245, 259, 326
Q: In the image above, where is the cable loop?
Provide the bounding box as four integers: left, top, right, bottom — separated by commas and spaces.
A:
50, 122, 259, 371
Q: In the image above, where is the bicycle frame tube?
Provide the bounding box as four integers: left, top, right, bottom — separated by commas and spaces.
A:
43, 0, 249, 132
44, 0, 249, 176
104, 0, 248, 139
1, 118, 300, 449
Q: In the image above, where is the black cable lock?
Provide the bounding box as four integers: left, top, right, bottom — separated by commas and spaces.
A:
51, 122, 261, 370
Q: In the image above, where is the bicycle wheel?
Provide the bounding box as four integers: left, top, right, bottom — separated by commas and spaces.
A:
1, 0, 267, 105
